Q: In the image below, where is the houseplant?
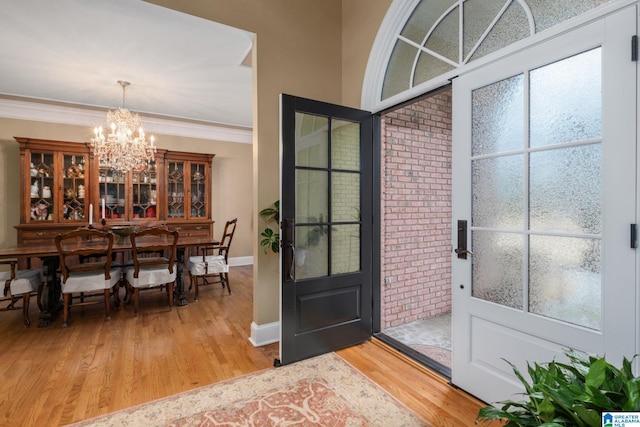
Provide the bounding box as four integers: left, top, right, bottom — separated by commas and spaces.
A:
259, 200, 279, 254
476, 349, 640, 426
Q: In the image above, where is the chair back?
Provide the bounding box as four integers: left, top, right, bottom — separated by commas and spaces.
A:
129, 227, 179, 278
216, 218, 237, 262
55, 228, 115, 282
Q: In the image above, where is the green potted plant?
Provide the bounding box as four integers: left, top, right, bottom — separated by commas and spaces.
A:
259, 200, 279, 254
476, 349, 640, 427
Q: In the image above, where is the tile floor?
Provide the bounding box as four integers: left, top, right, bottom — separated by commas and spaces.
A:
383, 312, 451, 369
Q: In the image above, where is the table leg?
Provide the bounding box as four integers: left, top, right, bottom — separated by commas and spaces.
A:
175, 247, 188, 306
38, 256, 61, 327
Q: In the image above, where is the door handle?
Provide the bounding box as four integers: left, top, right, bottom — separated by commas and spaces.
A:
455, 248, 473, 256
456, 220, 471, 259
282, 218, 295, 281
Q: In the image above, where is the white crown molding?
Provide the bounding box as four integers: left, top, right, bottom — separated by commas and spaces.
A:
0, 98, 253, 144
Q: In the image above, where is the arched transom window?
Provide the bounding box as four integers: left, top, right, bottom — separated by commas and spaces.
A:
380, 0, 614, 101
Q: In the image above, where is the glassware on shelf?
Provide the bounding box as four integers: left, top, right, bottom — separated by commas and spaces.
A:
30, 180, 39, 197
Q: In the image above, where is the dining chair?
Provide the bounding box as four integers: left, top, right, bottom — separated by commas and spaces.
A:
187, 218, 237, 300
55, 228, 121, 327
0, 260, 43, 326
125, 227, 179, 316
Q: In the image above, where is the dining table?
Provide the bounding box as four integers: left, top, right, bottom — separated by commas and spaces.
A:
0, 231, 220, 327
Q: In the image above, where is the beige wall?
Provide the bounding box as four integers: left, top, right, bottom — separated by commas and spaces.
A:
0, 118, 253, 257
144, 0, 390, 330
342, 0, 392, 108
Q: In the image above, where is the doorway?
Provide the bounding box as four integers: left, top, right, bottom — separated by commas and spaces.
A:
378, 87, 453, 375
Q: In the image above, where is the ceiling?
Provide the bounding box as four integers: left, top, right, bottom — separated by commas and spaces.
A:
0, 0, 254, 131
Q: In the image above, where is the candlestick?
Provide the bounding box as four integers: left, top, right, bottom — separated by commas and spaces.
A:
89, 203, 93, 226
101, 198, 105, 219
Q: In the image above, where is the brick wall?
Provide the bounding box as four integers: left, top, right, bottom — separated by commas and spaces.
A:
381, 89, 452, 329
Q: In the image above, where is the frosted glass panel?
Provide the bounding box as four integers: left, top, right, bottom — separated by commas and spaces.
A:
332, 224, 360, 274
414, 53, 456, 87
383, 40, 417, 100
528, 0, 613, 33
295, 170, 328, 223
295, 113, 328, 168
530, 48, 601, 147
472, 231, 523, 309
401, 0, 457, 44
472, 155, 523, 229
295, 225, 329, 280
425, 7, 458, 62
469, 2, 531, 62
530, 235, 601, 330
331, 119, 360, 171
530, 144, 601, 234
472, 74, 524, 155
463, 0, 512, 59
332, 172, 360, 222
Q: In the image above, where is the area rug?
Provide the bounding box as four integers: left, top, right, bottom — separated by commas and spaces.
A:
411, 344, 451, 369
69, 352, 425, 426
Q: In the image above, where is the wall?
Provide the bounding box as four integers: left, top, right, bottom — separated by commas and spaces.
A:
146, 0, 390, 333
380, 89, 452, 328
0, 118, 253, 258
341, 0, 393, 108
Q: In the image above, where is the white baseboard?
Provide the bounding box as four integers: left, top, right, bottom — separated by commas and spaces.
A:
226, 258, 277, 348
229, 256, 253, 266
249, 321, 280, 347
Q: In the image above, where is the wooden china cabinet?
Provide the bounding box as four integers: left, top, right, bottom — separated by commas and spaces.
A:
164, 151, 214, 238
15, 137, 215, 246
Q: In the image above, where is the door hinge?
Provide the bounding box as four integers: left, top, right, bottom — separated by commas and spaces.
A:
632, 35, 638, 61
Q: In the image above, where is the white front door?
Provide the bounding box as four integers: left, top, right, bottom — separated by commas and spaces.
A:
451, 6, 637, 403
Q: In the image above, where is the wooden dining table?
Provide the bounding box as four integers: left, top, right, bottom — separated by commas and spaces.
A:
0, 233, 220, 326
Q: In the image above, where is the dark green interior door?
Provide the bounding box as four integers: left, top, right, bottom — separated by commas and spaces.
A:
279, 94, 375, 365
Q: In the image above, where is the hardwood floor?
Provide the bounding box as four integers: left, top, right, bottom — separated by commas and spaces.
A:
0, 265, 486, 426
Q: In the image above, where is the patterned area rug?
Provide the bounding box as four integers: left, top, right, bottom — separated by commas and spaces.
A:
70, 353, 425, 426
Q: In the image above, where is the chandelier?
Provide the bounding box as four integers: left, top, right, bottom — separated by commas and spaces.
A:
91, 80, 156, 172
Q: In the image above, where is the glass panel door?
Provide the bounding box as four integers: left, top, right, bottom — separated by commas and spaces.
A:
451, 7, 636, 404
280, 94, 374, 365
62, 154, 87, 222
98, 162, 126, 220
167, 161, 185, 219
29, 151, 55, 222
132, 161, 157, 220
190, 162, 207, 218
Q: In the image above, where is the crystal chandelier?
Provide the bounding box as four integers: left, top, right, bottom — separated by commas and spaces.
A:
91, 80, 156, 172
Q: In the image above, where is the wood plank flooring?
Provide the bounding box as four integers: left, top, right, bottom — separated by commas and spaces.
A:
0, 265, 486, 426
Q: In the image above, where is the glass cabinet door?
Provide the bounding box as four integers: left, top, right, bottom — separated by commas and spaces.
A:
190, 162, 207, 218
132, 161, 158, 220
167, 161, 185, 218
29, 151, 55, 222
61, 154, 87, 222
98, 161, 126, 219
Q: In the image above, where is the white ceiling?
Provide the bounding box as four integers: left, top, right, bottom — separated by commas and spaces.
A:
0, 0, 254, 131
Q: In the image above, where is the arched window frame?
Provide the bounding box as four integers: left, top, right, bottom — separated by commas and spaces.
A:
361, 0, 633, 113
